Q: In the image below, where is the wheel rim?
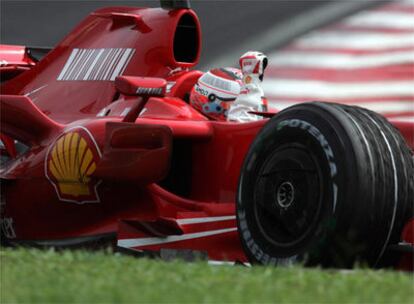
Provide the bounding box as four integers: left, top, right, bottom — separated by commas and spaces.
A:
253, 145, 323, 248
276, 181, 295, 208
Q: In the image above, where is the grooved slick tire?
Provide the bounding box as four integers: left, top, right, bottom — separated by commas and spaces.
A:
236, 102, 413, 268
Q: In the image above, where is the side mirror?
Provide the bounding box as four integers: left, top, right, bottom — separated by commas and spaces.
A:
115, 76, 167, 97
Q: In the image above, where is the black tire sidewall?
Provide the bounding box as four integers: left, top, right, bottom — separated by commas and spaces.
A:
237, 105, 360, 266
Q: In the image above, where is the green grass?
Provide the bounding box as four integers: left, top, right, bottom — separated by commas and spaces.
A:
1, 248, 413, 303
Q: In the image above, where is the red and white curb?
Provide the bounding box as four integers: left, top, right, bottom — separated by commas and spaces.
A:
263, 0, 414, 117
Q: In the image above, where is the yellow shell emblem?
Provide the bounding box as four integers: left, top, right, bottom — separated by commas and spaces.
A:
46, 128, 101, 204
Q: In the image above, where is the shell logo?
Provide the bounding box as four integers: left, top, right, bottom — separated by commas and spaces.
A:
45, 127, 102, 204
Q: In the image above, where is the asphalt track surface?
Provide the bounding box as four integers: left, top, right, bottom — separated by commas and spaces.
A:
1, 0, 332, 67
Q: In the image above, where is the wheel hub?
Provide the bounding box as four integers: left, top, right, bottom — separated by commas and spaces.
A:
253, 145, 323, 247
276, 181, 295, 208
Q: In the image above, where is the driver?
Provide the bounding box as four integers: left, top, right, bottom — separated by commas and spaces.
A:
189, 67, 243, 121
189, 51, 268, 122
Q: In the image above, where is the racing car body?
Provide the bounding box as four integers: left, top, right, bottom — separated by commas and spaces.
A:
1, 1, 413, 270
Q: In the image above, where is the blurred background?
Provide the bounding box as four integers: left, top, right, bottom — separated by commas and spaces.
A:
1, 0, 413, 116
1, 0, 371, 67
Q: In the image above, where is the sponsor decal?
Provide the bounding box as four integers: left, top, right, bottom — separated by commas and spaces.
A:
195, 84, 209, 96
57, 48, 135, 81
277, 119, 338, 179
45, 127, 102, 204
237, 210, 298, 266
237, 119, 339, 265
136, 87, 164, 96
244, 75, 252, 84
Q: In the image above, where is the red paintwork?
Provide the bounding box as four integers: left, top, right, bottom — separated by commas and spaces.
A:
0, 45, 36, 80
0, 134, 16, 159
0, 44, 35, 67
115, 76, 167, 96
396, 219, 414, 271
0, 4, 412, 267
402, 219, 414, 245
388, 117, 414, 150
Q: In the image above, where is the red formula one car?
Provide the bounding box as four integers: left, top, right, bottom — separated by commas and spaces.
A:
0, 0, 413, 270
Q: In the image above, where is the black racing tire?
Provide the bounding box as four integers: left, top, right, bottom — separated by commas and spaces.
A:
236, 102, 413, 268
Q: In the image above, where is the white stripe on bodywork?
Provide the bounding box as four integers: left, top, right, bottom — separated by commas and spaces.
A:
117, 227, 237, 248
57, 48, 79, 80
176, 216, 236, 225
57, 48, 135, 81
262, 79, 414, 99
208, 260, 236, 266
344, 11, 414, 30
83, 49, 105, 80
119, 49, 135, 76
295, 31, 414, 50
101, 49, 118, 80
104, 48, 123, 80
95, 49, 113, 80
73, 49, 94, 80
110, 48, 135, 80
207, 260, 251, 267
24, 84, 48, 97
268, 51, 414, 69
68, 49, 86, 80
92, 49, 112, 80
